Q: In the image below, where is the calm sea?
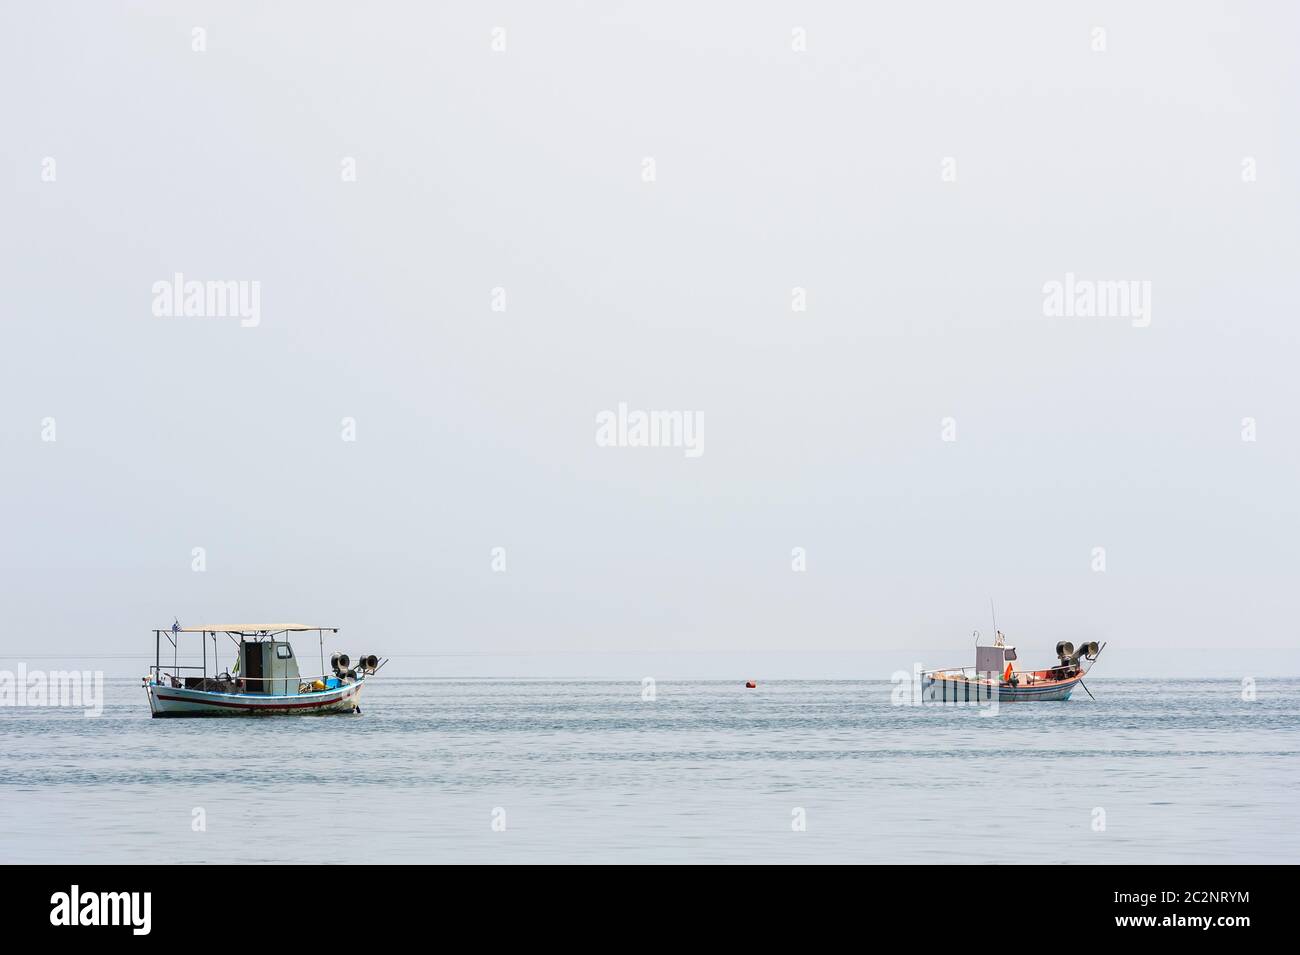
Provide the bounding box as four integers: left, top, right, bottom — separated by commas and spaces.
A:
3, 677, 1297, 864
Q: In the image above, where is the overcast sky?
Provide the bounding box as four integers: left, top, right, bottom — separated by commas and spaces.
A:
2, 3, 1297, 677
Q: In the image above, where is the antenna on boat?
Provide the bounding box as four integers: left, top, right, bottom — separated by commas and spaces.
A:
989, 599, 999, 645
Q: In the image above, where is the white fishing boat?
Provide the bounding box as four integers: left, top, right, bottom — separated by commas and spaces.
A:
923, 631, 1105, 703
143, 623, 384, 718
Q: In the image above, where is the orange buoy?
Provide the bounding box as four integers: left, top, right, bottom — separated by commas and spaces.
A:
745, 681, 757, 689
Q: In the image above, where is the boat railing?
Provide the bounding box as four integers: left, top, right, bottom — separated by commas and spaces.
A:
147, 666, 375, 691
924, 663, 1083, 685
922, 665, 981, 678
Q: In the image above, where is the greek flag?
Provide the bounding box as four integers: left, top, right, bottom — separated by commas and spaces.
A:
171, 619, 181, 634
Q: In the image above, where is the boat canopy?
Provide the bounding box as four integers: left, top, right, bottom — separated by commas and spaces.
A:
168, 623, 336, 634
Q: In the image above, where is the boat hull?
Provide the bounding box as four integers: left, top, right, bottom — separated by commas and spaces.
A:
146, 679, 363, 717
997, 676, 1080, 702
925, 673, 1082, 703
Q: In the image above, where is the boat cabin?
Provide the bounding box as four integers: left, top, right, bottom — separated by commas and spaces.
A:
239, 638, 299, 694
974, 640, 1016, 678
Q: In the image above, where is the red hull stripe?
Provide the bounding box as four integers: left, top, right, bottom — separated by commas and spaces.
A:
154, 691, 353, 710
